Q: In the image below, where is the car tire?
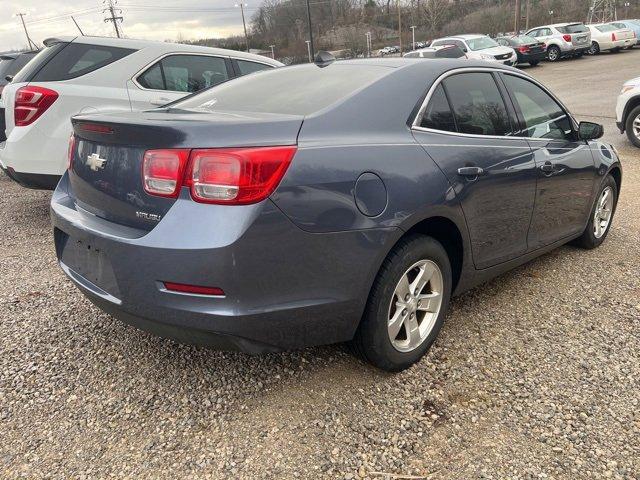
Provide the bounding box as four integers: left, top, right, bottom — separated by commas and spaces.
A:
625, 105, 640, 148
351, 234, 452, 372
529, 60, 539, 66
572, 175, 618, 249
588, 42, 600, 55
611, 47, 621, 53
574, 51, 584, 58
547, 45, 561, 61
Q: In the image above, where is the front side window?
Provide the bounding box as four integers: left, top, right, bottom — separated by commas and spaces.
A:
420, 84, 456, 132
441, 73, 512, 136
137, 55, 230, 93
502, 74, 572, 140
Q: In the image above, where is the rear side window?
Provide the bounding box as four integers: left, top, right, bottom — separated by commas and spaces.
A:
11, 43, 67, 83
420, 84, 456, 132
442, 73, 512, 136
558, 23, 588, 34
31, 43, 136, 82
236, 59, 272, 75
137, 55, 230, 93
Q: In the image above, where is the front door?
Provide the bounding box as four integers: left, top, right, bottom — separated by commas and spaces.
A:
500, 73, 598, 248
412, 71, 537, 269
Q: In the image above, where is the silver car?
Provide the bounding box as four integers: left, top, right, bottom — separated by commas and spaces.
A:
526, 22, 591, 61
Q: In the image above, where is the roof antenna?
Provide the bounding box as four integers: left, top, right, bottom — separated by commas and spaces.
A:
314, 51, 335, 68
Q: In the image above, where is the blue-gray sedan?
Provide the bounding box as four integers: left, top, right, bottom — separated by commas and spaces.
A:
51, 58, 622, 371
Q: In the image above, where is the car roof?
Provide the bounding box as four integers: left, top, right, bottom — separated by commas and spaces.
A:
42, 36, 283, 66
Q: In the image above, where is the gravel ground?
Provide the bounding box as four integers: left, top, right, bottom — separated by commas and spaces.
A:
1, 52, 639, 480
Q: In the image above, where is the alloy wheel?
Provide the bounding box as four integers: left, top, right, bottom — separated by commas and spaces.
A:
387, 260, 443, 353
548, 47, 559, 61
593, 186, 614, 239
633, 113, 640, 142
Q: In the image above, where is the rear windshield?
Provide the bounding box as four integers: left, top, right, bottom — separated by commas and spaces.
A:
13, 42, 136, 83
596, 24, 616, 32
31, 43, 136, 81
171, 64, 392, 116
558, 23, 589, 34
511, 35, 538, 44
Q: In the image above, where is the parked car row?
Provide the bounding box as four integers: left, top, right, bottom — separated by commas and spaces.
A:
0, 31, 627, 371
0, 36, 282, 189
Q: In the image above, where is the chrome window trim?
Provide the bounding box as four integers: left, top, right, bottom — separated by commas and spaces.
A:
411, 66, 578, 141
131, 52, 275, 93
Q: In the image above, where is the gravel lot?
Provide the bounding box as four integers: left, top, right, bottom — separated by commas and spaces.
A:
1, 51, 639, 480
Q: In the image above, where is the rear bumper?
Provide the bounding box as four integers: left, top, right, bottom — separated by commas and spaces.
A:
50, 174, 397, 352
1, 165, 60, 189
517, 51, 546, 63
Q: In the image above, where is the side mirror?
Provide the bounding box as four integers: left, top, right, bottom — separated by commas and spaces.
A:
578, 121, 604, 141
5, 75, 13, 83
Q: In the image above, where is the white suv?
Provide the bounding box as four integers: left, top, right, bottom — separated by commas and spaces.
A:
526, 23, 591, 61
616, 76, 640, 148
0, 36, 282, 189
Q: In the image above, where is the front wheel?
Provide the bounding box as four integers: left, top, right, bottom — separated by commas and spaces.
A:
573, 175, 618, 249
351, 235, 452, 372
625, 105, 640, 148
547, 45, 561, 61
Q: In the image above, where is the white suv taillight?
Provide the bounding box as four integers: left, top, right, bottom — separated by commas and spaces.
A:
14, 86, 59, 127
186, 146, 297, 204
142, 149, 190, 198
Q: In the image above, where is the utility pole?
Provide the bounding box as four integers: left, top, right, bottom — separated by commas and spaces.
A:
103, 0, 123, 38
410, 25, 416, 50
15, 13, 38, 50
305, 0, 315, 60
71, 16, 84, 35
269, 45, 275, 59
365, 31, 371, 57
525, 0, 530, 31
236, 3, 249, 52
514, 0, 522, 34
397, 0, 402, 54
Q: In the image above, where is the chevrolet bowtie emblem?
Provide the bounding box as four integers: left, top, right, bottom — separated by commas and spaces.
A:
86, 153, 107, 171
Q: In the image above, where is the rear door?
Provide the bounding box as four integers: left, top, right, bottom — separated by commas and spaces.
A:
412, 71, 537, 269
127, 54, 233, 109
500, 72, 598, 248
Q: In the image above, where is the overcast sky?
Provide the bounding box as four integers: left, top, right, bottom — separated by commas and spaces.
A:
0, 0, 252, 52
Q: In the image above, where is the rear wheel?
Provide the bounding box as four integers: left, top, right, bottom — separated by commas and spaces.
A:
547, 45, 561, 61
625, 105, 640, 148
351, 235, 452, 372
588, 42, 600, 55
573, 175, 618, 249
574, 51, 584, 58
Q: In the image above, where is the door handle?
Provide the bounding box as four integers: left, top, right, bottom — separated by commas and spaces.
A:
540, 161, 554, 173
457, 166, 484, 177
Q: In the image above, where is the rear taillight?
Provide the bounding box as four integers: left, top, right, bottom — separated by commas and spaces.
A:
142, 149, 190, 198
563, 34, 572, 42
518, 46, 530, 53
67, 134, 76, 170
14, 86, 58, 127
612, 32, 617, 41
185, 146, 297, 205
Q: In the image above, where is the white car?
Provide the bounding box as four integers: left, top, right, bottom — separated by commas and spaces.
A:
0, 36, 282, 189
616, 76, 640, 147
430, 35, 517, 66
587, 23, 636, 54
403, 45, 467, 59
